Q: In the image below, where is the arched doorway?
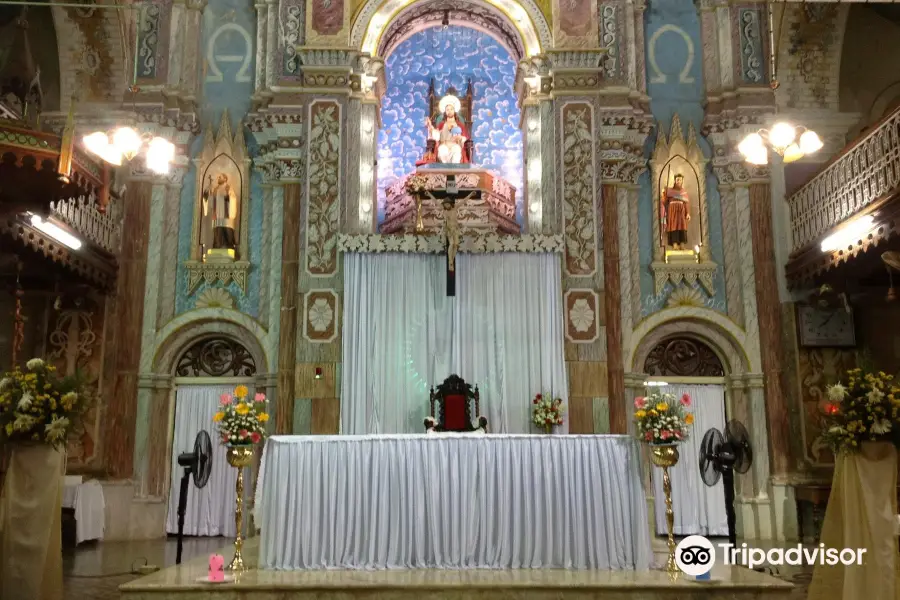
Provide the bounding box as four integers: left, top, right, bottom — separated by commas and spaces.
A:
643, 336, 730, 538
626, 309, 773, 540
164, 337, 258, 541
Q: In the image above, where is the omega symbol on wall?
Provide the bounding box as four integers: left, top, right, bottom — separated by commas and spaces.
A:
206, 23, 253, 83
648, 24, 695, 84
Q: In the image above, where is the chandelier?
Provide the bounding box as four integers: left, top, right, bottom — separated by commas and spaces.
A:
83, 126, 175, 174
737, 122, 823, 165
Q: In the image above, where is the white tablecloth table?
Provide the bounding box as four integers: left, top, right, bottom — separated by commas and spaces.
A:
62, 480, 105, 544
254, 434, 652, 570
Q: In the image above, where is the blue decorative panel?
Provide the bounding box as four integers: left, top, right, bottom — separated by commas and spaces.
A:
377, 26, 524, 224
174, 0, 262, 318
737, 7, 767, 85
640, 1, 728, 315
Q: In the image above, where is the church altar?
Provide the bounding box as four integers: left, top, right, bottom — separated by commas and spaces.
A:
381, 169, 519, 235
254, 434, 652, 571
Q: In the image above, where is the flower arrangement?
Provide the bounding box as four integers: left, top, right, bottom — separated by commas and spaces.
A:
0, 358, 90, 448
405, 174, 428, 195
821, 368, 900, 453
532, 393, 564, 433
213, 385, 269, 446
634, 391, 693, 444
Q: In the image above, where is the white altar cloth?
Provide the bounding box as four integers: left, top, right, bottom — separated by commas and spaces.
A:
255, 434, 652, 570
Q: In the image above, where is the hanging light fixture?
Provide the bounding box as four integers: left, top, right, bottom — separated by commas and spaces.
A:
82, 86, 176, 174
738, 3, 824, 166
738, 123, 823, 165
83, 126, 176, 174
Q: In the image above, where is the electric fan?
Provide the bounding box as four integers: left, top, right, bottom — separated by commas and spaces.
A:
175, 430, 213, 564
698, 420, 753, 546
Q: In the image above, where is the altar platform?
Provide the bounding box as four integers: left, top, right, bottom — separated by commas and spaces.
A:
119, 537, 795, 600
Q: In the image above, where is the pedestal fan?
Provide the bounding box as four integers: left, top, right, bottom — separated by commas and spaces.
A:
698, 420, 753, 546
175, 430, 213, 564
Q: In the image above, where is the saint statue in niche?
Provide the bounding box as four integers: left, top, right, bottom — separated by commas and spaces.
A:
200, 165, 240, 260
424, 95, 469, 164
660, 173, 691, 251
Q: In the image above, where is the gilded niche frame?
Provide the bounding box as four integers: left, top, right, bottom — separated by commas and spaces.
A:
185, 111, 252, 294
649, 114, 717, 296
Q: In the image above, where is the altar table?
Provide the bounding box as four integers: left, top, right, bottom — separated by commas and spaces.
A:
254, 434, 652, 570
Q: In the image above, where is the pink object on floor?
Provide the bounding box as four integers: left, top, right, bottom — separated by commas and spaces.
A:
208, 554, 225, 582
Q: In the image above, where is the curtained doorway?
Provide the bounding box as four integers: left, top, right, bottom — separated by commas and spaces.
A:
164, 337, 259, 539
165, 382, 245, 538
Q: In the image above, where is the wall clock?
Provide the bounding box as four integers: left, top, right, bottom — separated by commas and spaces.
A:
797, 305, 856, 348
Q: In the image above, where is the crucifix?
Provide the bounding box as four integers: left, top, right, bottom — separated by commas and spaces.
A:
441, 175, 460, 297
442, 197, 459, 297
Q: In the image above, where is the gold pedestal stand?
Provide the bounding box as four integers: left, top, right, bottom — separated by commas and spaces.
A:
414, 194, 425, 234
226, 445, 254, 572
650, 444, 680, 576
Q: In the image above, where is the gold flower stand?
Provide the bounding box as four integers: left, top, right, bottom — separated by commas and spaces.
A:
226, 445, 255, 572
649, 443, 680, 576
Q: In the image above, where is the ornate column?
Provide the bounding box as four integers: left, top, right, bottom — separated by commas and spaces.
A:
602, 183, 626, 434
106, 174, 155, 478
276, 179, 301, 434
598, 115, 651, 435
517, 58, 554, 233
749, 181, 792, 478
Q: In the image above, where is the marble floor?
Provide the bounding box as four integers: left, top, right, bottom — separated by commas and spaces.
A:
64, 536, 812, 600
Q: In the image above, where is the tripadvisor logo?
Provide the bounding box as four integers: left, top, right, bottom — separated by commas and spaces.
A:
675, 535, 867, 576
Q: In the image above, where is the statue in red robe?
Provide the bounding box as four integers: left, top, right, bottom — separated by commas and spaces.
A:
422, 95, 469, 164
661, 173, 691, 250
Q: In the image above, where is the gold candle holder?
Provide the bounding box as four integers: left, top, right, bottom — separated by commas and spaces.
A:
414, 194, 425, 234
226, 445, 255, 572
650, 444, 680, 576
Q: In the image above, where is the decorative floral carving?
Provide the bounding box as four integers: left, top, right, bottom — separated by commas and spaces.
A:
561, 103, 597, 276
564, 290, 599, 343
737, 7, 765, 84
175, 338, 257, 377
598, 4, 620, 80
136, 4, 161, 79
304, 290, 338, 343
666, 285, 704, 308
337, 233, 565, 254
282, 3, 304, 75
307, 297, 334, 332
644, 338, 725, 377
570, 299, 595, 332
306, 101, 341, 275
195, 287, 235, 309
186, 262, 250, 293
787, 5, 838, 108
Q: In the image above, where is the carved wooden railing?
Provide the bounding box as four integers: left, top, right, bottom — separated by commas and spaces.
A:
788, 106, 900, 253
49, 193, 122, 254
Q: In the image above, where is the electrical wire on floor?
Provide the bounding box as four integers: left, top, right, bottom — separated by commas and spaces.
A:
64, 557, 149, 578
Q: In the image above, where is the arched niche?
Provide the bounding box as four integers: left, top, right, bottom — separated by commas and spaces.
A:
643, 336, 725, 378
351, 0, 551, 59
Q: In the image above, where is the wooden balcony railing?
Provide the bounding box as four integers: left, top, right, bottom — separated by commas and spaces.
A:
788, 107, 900, 253
49, 193, 122, 255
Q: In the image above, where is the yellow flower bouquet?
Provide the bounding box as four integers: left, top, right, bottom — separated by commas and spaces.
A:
0, 358, 90, 448
213, 385, 269, 446
821, 368, 900, 453
633, 390, 693, 444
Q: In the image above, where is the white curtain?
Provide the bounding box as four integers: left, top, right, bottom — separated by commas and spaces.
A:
165, 385, 240, 537
341, 253, 568, 434
652, 384, 729, 537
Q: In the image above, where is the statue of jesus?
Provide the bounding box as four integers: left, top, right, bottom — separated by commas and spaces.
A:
442, 199, 460, 272
425, 95, 469, 164
661, 173, 691, 250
